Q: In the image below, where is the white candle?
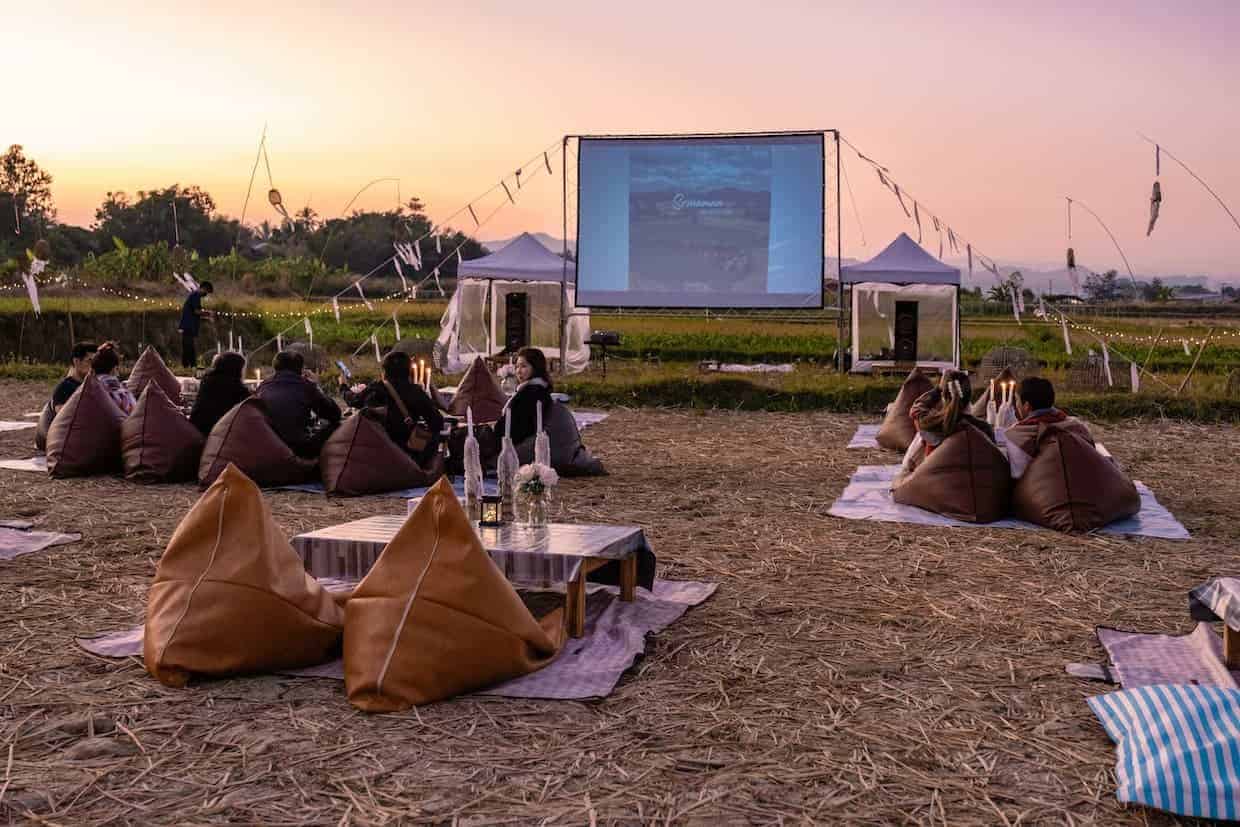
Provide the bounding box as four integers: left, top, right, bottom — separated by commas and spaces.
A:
238, 336, 243, 353
466, 405, 474, 433
989, 379, 995, 401
536, 400, 542, 434
505, 406, 511, 439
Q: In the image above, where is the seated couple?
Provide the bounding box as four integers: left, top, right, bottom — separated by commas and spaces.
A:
46, 341, 136, 417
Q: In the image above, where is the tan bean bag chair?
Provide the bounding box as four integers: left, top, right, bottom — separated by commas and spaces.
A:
1008, 419, 1141, 533
126, 346, 183, 405
45, 374, 126, 478
876, 369, 935, 452
34, 401, 53, 452
198, 398, 317, 489
122, 384, 205, 483
448, 357, 507, 423
144, 463, 344, 687
515, 402, 606, 477
893, 424, 1012, 523
344, 477, 564, 711
969, 367, 1016, 419
320, 413, 444, 497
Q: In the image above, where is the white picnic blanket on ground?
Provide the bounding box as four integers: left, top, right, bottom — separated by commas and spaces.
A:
0, 421, 37, 432
828, 464, 1189, 539
846, 424, 882, 449
0, 456, 47, 473
0, 525, 82, 560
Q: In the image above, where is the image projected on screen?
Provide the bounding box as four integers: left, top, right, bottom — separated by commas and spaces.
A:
576, 134, 824, 308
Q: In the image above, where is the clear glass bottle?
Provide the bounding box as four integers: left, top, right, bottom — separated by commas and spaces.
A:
496, 437, 520, 522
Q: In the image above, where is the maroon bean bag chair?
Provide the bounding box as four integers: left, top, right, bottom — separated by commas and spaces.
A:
876, 369, 935, 452
892, 423, 1012, 523
515, 402, 606, 477
320, 413, 444, 497
34, 401, 54, 452
448, 357, 507, 423
1008, 419, 1141, 533
122, 384, 205, 483
127, 346, 183, 406
45, 374, 126, 478
198, 398, 317, 489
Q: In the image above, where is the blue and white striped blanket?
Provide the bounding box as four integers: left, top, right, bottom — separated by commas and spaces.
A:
1089, 684, 1240, 820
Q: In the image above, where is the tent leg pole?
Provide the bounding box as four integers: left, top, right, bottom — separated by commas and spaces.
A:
559, 135, 568, 376
835, 130, 844, 372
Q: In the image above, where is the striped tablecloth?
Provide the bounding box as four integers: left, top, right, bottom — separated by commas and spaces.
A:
292, 515, 648, 589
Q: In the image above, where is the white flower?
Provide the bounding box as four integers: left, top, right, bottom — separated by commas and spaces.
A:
515, 462, 557, 491
350, 383, 367, 395
497, 364, 516, 378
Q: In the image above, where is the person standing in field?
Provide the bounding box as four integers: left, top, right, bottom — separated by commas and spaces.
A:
178, 281, 214, 369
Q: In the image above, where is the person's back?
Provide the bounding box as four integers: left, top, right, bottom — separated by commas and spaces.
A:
256, 351, 340, 456
342, 351, 444, 465
91, 343, 136, 416
1005, 377, 1093, 479
190, 352, 251, 435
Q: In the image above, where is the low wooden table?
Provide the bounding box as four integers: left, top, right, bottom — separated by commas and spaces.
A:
1189, 577, 1240, 669
292, 516, 644, 637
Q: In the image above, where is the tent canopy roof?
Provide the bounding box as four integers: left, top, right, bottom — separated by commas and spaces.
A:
458, 232, 575, 282
840, 233, 960, 285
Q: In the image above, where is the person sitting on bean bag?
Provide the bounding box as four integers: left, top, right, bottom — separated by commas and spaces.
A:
36, 341, 98, 451
189, 352, 252, 436
341, 351, 444, 468
1005, 377, 1091, 480
894, 369, 997, 484
91, 342, 137, 416
504, 347, 553, 447
256, 350, 341, 459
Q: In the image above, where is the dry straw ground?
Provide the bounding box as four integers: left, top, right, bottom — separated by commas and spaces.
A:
0, 377, 1237, 825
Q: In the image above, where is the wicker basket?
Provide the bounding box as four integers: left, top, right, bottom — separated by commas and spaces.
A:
976, 347, 1040, 383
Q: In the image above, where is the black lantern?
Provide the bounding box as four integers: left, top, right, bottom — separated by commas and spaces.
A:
479, 494, 504, 527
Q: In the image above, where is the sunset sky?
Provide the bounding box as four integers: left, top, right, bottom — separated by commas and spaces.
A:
8, 0, 1237, 277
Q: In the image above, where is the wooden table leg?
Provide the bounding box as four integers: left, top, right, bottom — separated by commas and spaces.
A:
1225, 625, 1239, 670
566, 572, 586, 638
619, 555, 637, 602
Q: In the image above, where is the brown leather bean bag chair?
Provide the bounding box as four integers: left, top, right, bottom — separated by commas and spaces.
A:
320, 413, 444, 497
127, 346, 182, 405
198, 397, 317, 488
448, 357, 507, 423
344, 477, 564, 711
876, 369, 935, 452
34, 401, 53, 452
144, 463, 344, 687
45, 374, 126, 478
122, 384, 205, 483
893, 424, 1012, 523
969, 367, 1016, 419
1008, 420, 1141, 533
515, 402, 606, 477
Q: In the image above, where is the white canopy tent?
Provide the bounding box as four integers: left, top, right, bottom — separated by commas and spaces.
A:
436, 233, 591, 373
840, 233, 960, 373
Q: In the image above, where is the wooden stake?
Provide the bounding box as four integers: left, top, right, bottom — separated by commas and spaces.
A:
1176, 328, 1215, 396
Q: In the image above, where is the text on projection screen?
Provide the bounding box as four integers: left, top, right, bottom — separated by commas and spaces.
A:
576, 135, 824, 308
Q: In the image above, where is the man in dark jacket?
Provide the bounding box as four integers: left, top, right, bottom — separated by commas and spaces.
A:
178, 281, 214, 369
51, 341, 98, 409
256, 351, 341, 458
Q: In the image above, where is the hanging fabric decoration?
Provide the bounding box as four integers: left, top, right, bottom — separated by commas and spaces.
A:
456, 248, 463, 267
1036, 295, 1047, 318
467, 204, 479, 226
501, 181, 515, 204
544, 152, 553, 175
217, 341, 223, 356
392, 311, 401, 342
1015, 286, 1026, 314
276, 333, 283, 352
515, 169, 522, 189
20, 270, 40, 317
1010, 284, 1022, 325
303, 317, 313, 348
432, 266, 444, 297
332, 296, 341, 323
1066, 247, 1075, 269
912, 202, 923, 243
412, 239, 422, 270
1101, 341, 1114, 387
1182, 339, 1191, 355
435, 234, 442, 254
372, 333, 381, 364
354, 281, 374, 311
1067, 267, 1082, 296
1130, 361, 1140, 393
228, 330, 235, 351
394, 242, 416, 268
11, 198, 19, 235
393, 258, 409, 294
1147, 181, 1162, 236
238, 336, 243, 354
947, 227, 959, 254
1062, 317, 1073, 355
892, 183, 911, 217
966, 245, 974, 277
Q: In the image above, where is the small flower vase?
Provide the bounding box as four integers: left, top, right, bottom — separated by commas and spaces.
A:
518, 488, 550, 526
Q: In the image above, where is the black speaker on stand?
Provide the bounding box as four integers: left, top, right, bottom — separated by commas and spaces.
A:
504, 292, 530, 354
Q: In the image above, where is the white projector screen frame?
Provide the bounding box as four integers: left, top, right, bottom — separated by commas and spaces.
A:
572, 131, 830, 310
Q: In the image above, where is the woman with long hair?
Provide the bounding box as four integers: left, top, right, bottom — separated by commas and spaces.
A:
342, 351, 444, 465
909, 369, 995, 454
189, 351, 252, 435
503, 347, 553, 446
92, 342, 136, 416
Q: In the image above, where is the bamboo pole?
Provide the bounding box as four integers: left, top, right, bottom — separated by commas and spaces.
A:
1176, 328, 1214, 396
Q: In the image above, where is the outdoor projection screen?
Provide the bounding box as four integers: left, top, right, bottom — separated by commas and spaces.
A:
575, 134, 825, 308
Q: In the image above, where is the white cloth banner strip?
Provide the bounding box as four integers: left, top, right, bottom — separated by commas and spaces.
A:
394, 258, 408, 293
1062, 318, 1073, 355
1183, 339, 1191, 355
355, 281, 373, 310
304, 317, 313, 347
1131, 361, 1140, 393
1102, 341, 1114, 386
332, 297, 341, 322
21, 272, 40, 317
276, 333, 283, 351
393, 312, 401, 341
372, 334, 381, 364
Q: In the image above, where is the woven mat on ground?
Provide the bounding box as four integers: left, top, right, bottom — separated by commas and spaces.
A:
273, 478, 498, 498
846, 424, 882, 449
0, 421, 36, 432
77, 579, 714, 700
0, 456, 47, 473
0, 525, 82, 561
1069, 624, 1239, 689
827, 464, 1188, 539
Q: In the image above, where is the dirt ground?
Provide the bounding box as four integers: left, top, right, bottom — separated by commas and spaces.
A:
0, 377, 1236, 825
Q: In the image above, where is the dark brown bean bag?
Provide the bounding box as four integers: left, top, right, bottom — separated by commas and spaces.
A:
122, 384, 205, 483
127, 346, 182, 405
1009, 420, 1141, 533
448, 357, 507, 423
893, 424, 1011, 523
876, 369, 935, 452
144, 463, 344, 687
969, 367, 1016, 419
45, 374, 126, 478
198, 397, 317, 489
320, 413, 444, 496
34, 401, 53, 452
515, 402, 606, 477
